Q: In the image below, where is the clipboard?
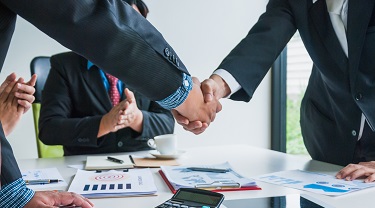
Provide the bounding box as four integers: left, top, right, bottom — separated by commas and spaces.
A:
159, 170, 262, 193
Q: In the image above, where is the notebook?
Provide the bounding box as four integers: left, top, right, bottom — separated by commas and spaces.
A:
85, 155, 134, 170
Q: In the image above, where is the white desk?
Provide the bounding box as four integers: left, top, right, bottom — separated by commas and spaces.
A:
18, 145, 375, 208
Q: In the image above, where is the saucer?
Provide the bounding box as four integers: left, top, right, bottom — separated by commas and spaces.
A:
149, 150, 186, 159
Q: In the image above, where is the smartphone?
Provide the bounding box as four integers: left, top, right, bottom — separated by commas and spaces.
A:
156, 188, 225, 208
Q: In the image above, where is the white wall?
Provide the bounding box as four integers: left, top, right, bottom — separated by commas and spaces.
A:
3, 0, 270, 159
144, 0, 271, 150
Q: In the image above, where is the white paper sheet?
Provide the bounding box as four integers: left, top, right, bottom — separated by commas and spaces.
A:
68, 169, 157, 198
253, 169, 375, 196
21, 168, 67, 190
160, 162, 257, 190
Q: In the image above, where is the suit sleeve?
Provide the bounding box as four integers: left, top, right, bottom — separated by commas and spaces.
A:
1, 0, 186, 101
0, 123, 22, 186
138, 102, 175, 139
39, 55, 103, 147
218, 0, 297, 102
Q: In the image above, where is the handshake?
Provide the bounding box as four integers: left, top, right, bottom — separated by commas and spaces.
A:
172, 74, 231, 135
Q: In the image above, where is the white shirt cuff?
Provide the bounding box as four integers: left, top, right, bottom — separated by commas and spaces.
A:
213, 69, 242, 98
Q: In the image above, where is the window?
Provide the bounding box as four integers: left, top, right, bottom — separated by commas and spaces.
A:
271, 32, 312, 157
286, 32, 312, 156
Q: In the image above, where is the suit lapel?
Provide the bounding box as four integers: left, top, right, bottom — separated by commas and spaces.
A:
82, 65, 113, 111
347, 0, 374, 87
309, 0, 348, 72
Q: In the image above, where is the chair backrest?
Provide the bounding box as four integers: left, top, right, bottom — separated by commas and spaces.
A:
30, 56, 64, 158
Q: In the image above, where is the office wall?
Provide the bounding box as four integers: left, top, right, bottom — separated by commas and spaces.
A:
3, 0, 270, 159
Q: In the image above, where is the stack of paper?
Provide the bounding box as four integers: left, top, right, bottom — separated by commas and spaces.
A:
68, 169, 157, 198
159, 162, 261, 193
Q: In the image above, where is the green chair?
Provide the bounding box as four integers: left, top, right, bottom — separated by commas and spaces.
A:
30, 56, 64, 158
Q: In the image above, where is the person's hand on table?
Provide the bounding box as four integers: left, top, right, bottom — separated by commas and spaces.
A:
24, 191, 94, 208
336, 161, 375, 183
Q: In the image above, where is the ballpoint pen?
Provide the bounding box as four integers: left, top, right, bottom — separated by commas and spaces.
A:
129, 155, 135, 165
24, 179, 62, 185
107, 156, 124, 164
186, 167, 229, 173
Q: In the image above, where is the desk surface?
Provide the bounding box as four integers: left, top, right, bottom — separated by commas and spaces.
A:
18, 145, 375, 208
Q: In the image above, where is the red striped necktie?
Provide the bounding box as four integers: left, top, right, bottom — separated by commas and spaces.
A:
106, 73, 121, 106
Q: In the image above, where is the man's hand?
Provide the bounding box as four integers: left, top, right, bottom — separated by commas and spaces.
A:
173, 77, 221, 134
336, 161, 375, 183
0, 73, 37, 136
122, 88, 143, 132
98, 88, 143, 137
173, 75, 227, 134
24, 191, 94, 208
98, 100, 128, 137
15, 74, 37, 114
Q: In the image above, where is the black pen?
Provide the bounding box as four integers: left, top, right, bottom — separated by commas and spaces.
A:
25, 179, 62, 185
107, 156, 124, 164
186, 167, 229, 173
129, 155, 135, 165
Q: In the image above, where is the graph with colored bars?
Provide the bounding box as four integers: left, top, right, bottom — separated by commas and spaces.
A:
83, 183, 131, 192
68, 169, 157, 198
253, 169, 375, 196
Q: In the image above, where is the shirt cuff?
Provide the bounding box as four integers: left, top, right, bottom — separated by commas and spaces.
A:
156, 73, 193, 110
213, 69, 241, 98
0, 178, 35, 208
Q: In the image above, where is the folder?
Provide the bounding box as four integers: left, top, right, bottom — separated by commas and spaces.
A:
159, 162, 262, 193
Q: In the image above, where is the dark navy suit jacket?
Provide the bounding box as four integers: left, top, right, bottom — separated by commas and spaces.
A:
220, 0, 375, 166
0, 0, 186, 185
39, 52, 175, 156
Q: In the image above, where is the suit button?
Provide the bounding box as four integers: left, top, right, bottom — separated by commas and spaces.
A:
176, 59, 180, 67
118, 141, 123, 147
169, 54, 175, 61
352, 130, 357, 136
164, 48, 170, 57
355, 93, 363, 101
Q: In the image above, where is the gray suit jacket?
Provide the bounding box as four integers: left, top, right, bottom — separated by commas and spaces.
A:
219, 0, 375, 166
39, 52, 175, 156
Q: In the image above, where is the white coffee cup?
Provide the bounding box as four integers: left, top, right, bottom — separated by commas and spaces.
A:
148, 134, 177, 155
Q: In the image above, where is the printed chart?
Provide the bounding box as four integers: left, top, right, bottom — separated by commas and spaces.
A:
253, 170, 375, 196
68, 169, 157, 198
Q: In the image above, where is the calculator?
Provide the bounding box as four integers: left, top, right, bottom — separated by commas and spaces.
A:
156, 188, 225, 208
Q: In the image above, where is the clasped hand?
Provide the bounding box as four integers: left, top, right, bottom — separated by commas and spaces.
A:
98, 88, 142, 137
173, 76, 225, 135
0, 73, 36, 136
